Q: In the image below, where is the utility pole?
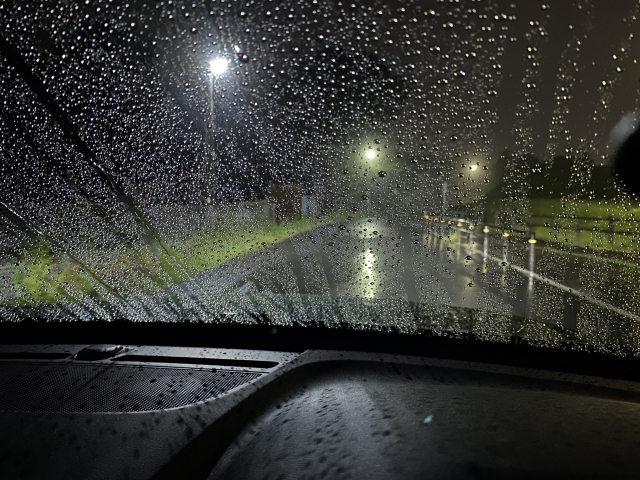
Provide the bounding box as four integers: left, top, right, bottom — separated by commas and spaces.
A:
206, 57, 228, 203
442, 181, 448, 215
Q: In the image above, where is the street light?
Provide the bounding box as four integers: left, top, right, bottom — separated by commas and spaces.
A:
207, 57, 228, 123
209, 57, 228, 76
366, 149, 376, 160
205, 57, 228, 203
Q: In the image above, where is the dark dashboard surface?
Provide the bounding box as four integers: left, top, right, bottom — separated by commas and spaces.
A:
1, 329, 640, 479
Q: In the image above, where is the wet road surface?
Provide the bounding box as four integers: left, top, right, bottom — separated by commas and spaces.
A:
189, 217, 640, 333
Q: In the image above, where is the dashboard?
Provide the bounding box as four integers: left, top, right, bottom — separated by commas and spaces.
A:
1, 337, 640, 479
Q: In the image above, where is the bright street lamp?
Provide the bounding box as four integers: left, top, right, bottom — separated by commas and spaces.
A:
366, 149, 376, 160
209, 57, 228, 76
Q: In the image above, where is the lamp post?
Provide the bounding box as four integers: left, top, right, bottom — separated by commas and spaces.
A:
206, 57, 228, 203
208, 57, 228, 135
442, 180, 448, 215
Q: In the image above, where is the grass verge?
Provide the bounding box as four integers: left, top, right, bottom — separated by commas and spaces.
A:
10, 213, 346, 306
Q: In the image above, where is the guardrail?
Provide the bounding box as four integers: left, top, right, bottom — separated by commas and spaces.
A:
523, 215, 640, 236
424, 215, 533, 238
423, 213, 639, 250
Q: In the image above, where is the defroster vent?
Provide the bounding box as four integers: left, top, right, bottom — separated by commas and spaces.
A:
0, 362, 262, 413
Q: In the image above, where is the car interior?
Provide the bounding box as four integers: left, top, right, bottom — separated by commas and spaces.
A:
3, 0, 640, 478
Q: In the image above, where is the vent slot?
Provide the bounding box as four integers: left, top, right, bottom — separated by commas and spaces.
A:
112, 355, 279, 369
0, 352, 70, 360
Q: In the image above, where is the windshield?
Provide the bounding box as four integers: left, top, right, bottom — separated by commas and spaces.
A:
1, 0, 640, 353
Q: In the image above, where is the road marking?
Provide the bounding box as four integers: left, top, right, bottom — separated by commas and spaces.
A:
236, 281, 253, 295
483, 251, 640, 323
505, 258, 640, 321
429, 221, 640, 322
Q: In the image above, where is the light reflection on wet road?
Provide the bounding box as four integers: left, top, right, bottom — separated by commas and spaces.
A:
220, 218, 640, 331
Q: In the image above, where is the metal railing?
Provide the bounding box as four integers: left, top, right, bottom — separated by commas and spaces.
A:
424, 213, 640, 249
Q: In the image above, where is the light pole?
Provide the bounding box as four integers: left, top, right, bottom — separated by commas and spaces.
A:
441, 180, 448, 215
206, 57, 228, 203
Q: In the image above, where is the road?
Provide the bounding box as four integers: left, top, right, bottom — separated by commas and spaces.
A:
172, 217, 640, 341
4, 213, 637, 343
